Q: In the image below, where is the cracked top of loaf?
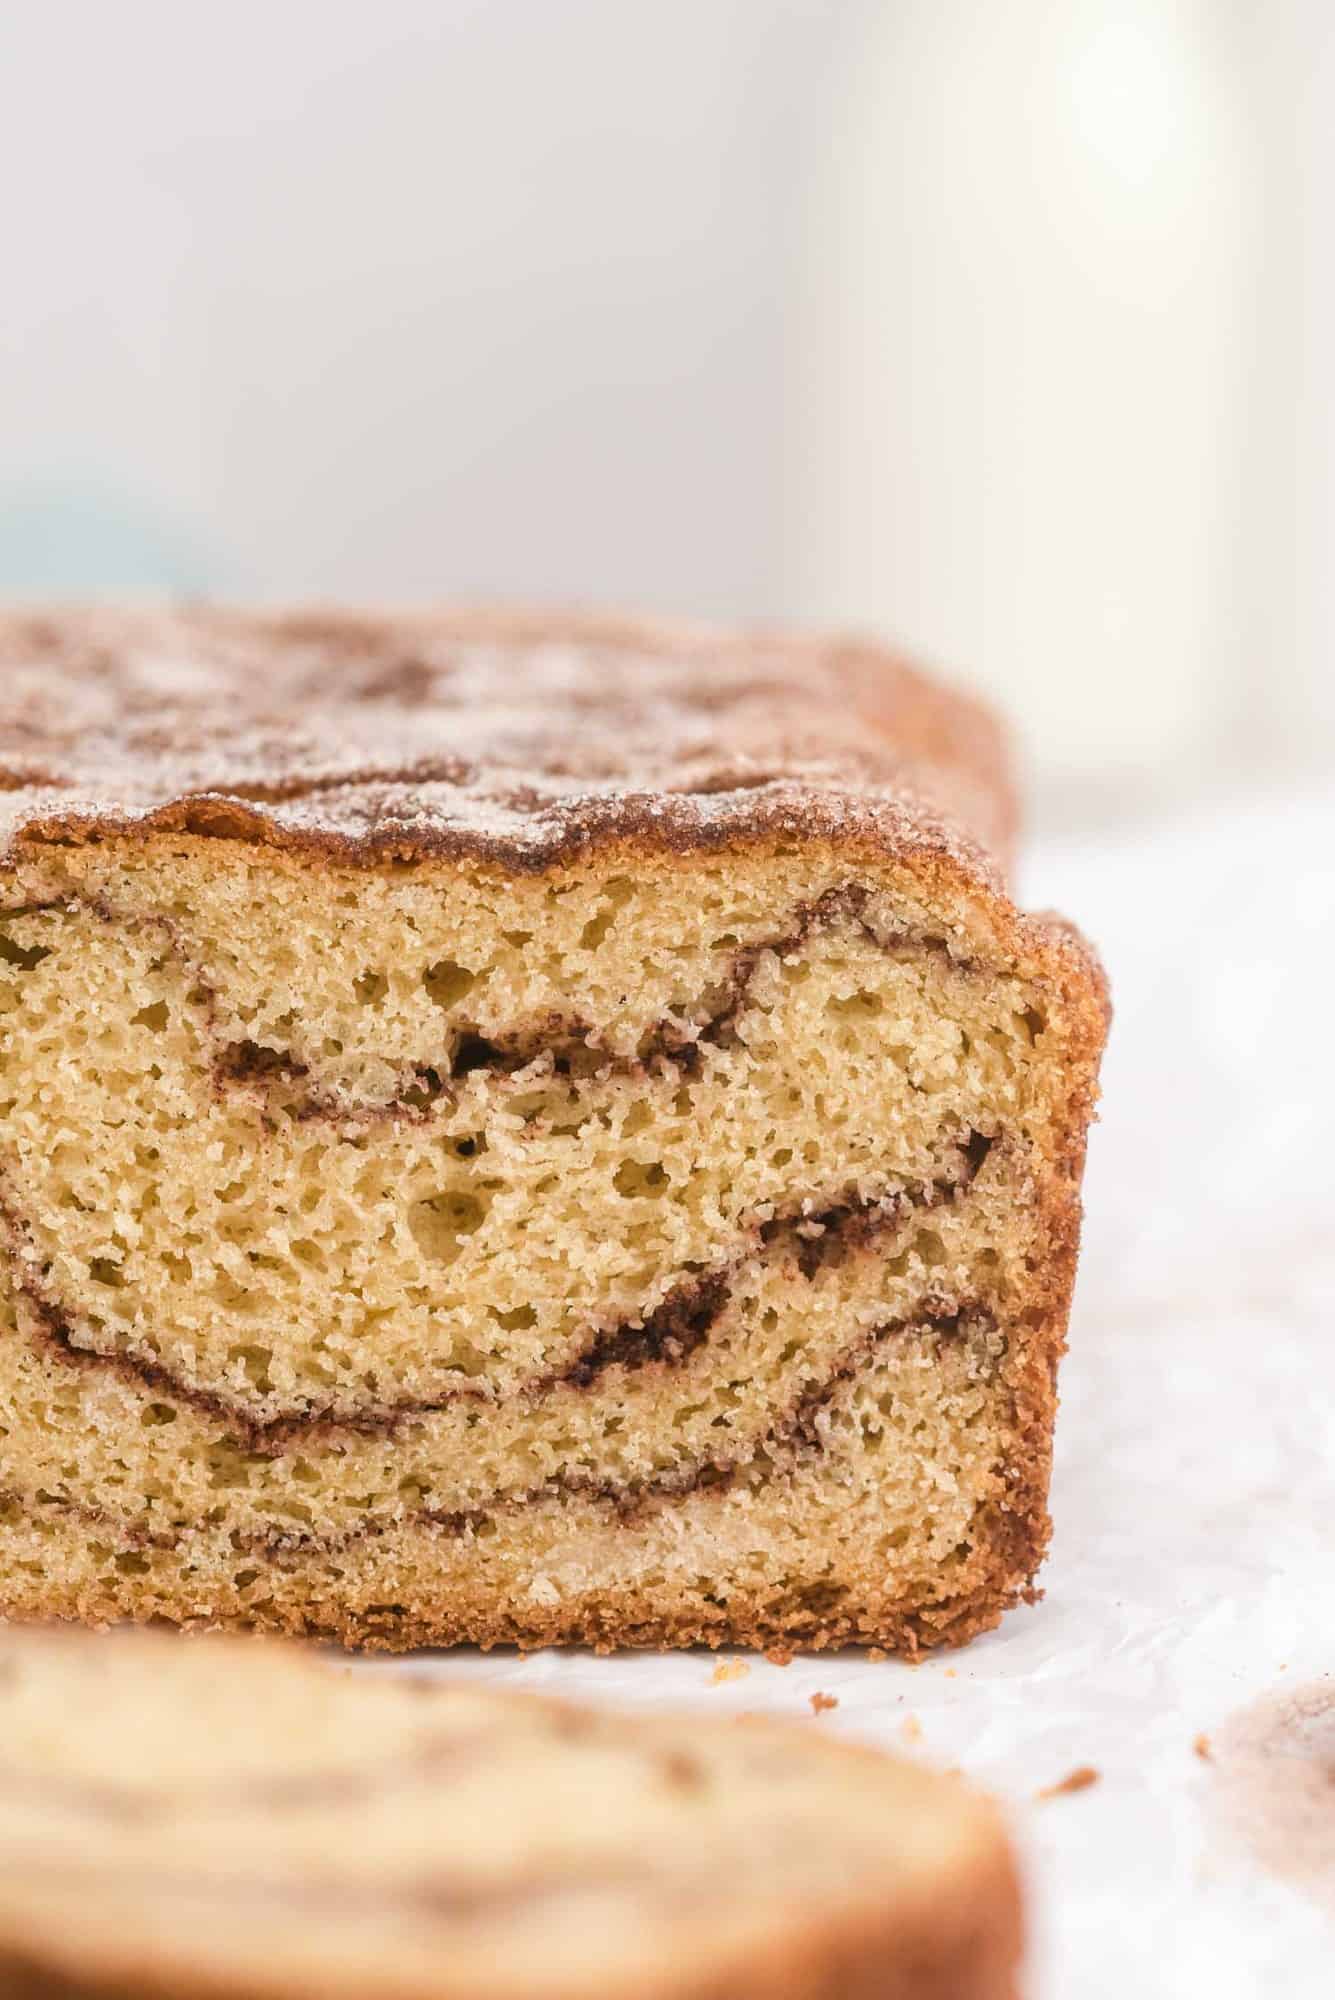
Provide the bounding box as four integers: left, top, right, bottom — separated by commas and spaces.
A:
0, 605, 1016, 883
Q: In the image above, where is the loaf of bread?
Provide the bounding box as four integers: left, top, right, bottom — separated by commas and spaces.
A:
0, 607, 1107, 1653
0, 1624, 1023, 2000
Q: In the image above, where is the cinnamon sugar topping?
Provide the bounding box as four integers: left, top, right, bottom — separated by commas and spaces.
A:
0, 605, 1012, 878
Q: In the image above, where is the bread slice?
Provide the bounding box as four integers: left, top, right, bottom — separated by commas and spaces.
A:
0, 1625, 1023, 2000
0, 607, 1108, 1654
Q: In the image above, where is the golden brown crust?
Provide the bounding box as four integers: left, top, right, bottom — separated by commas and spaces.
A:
0, 604, 1016, 878
0, 1565, 1024, 1660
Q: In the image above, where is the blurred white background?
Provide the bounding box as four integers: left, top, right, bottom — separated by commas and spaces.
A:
1, 0, 1332, 819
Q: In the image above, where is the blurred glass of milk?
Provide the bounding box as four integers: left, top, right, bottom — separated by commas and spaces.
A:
789, 0, 1257, 811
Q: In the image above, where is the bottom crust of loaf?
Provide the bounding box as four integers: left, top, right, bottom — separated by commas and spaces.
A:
0, 1542, 1041, 1659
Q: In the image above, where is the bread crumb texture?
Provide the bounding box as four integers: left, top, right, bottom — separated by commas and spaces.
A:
710, 1660, 752, 1687
1036, 1766, 1100, 1801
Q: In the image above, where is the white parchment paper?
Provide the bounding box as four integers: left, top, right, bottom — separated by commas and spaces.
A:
368, 784, 1335, 1999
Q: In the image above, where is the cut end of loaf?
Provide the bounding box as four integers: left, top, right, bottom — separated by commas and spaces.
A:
0, 821, 1105, 1655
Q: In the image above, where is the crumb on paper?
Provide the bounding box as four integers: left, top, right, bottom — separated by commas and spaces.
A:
944, 1668, 957, 1679
809, 1691, 839, 1716
867, 1648, 889, 1664
710, 1658, 751, 1687
765, 1647, 794, 1668
1193, 1733, 1213, 1761
900, 1714, 922, 1744
1037, 1765, 1100, 1801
